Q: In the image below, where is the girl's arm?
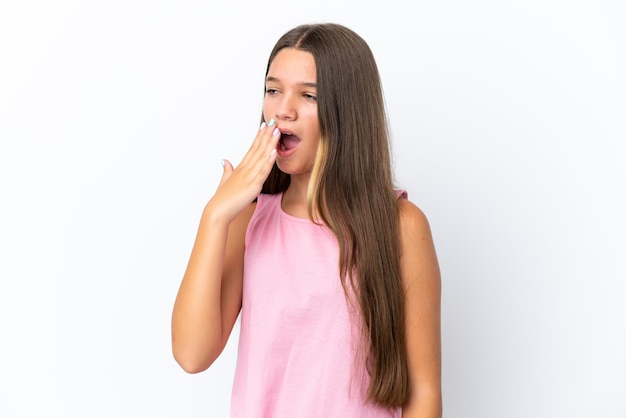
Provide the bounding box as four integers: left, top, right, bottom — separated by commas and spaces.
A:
171, 203, 253, 373
399, 199, 442, 418
171, 121, 281, 373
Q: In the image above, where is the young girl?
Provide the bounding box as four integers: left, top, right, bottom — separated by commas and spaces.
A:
172, 23, 441, 417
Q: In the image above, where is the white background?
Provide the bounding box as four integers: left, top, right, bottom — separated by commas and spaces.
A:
1, 0, 624, 417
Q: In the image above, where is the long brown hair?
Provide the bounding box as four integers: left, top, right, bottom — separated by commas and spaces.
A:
261, 23, 408, 407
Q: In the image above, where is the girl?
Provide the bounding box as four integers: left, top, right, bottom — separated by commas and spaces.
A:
172, 23, 441, 417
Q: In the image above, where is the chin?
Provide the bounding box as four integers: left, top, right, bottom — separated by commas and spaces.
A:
276, 161, 312, 177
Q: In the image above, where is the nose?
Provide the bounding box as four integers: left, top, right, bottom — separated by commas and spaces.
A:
275, 93, 297, 121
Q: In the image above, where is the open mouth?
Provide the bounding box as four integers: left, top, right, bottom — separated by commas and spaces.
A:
279, 132, 301, 151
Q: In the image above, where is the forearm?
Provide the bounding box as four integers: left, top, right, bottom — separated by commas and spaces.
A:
171, 207, 232, 372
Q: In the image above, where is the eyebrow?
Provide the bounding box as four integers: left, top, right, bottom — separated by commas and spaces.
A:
265, 76, 317, 88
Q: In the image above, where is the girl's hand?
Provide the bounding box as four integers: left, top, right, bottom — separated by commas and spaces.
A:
205, 119, 281, 224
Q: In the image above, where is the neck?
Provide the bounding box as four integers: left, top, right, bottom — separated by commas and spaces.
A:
282, 174, 311, 219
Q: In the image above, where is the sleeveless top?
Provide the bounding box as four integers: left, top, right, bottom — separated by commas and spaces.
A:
230, 192, 406, 418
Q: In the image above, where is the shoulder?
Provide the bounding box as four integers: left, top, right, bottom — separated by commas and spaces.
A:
397, 198, 432, 238
252, 193, 281, 215
246, 193, 281, 233
397, 199, 440, 285
229, 202, 257, 244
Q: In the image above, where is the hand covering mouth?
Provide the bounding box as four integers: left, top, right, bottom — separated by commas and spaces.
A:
279, 132, 301, 151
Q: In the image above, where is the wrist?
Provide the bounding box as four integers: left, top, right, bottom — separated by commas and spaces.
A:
201, 201, 232, 229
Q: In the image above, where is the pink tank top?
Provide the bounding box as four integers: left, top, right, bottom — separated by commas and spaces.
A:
230, 192, 403, 417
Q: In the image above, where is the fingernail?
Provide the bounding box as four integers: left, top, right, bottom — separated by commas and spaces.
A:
220, 159, 225, 167
259, 122, 266, 130
270, 149, 277, 157
272, 127, 280, 136
268, 119, 275, 127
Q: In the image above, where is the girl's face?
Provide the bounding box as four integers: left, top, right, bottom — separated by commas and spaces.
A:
263, 48, 320, 179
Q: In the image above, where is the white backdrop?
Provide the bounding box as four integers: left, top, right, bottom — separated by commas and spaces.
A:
1, 1, 624, 417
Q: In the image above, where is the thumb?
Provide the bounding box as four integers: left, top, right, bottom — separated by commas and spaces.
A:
218, 158, 234, 186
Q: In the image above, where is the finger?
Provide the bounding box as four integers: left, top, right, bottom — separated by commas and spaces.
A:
239, 120, 273, 167
249, 124, 280, 174
218, 158, 234, 186
266, 125, 281, 159
240, 126, 279, 186
255, 128, 280, 176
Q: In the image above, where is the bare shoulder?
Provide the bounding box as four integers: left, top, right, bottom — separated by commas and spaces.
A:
397, 198, 434, 243
230, 202, 257, 236
397, 199, 440, 287
223, 202, 257, 269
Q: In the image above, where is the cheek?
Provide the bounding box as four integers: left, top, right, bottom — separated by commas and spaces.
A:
262, 96, 278, 120
262, 102, 271, 120
303, 110, 319, 129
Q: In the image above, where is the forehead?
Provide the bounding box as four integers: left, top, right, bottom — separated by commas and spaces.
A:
267, 48, 316, 83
